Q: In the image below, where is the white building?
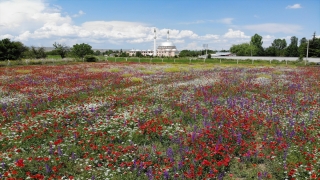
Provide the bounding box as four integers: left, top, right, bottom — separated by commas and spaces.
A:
211, 52, 233, 56
128, 30, 179, 57
128, 49, 153, 56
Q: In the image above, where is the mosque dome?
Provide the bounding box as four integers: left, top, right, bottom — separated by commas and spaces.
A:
160, 41, 175, 47
149, 29, 179, 57
158, 41, 177, 51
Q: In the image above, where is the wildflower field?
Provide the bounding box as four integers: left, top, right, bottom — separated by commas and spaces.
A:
0, 62, 319, 179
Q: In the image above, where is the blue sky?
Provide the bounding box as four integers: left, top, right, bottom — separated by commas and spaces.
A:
0, 0, 319, 50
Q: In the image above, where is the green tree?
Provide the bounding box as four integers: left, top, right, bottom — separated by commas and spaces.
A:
250, 34, 264, 56
264, 46, 276, 56
120, 52, 128, 57
271, 39, 287, 56
38, 47, 47, 59
179, 49, 217, 57
24, 46, 47, 59
0, 38, 28, 60
230, 43, 253, 56
94, 50, 101, 56
135, 51, 143, 57
308, 36, 320, 57
298, 36, 320, 58
300, 37, 307, 45
71, 43, 93, 59
285, 36, 299, 57
53, 42, 70, 59
46, 49, 60, 56
178, 50, 190, 57
298, 37, 307, 57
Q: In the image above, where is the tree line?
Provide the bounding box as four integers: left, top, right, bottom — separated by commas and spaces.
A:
1, 33, 319, 61
0, 39, 131, 61
230, 32, 320, 58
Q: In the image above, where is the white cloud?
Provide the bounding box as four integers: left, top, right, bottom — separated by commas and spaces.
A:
224, 29, 250, 38
173, 39, 185, 44
194, 34, 220, 40
173, 30, 198, 39
263, 35, 275, 41
286, 4, 302, 9
0, 0, 254, 50
5, 15, 220, 46
282, 36, 293, 40
263, 35, 276, 46
0, 34, 14, 39
180, 18, 234, 25
81, 21, 150, 39
0, 0, 71, 35
126, 38, 145, 43
180, 42, 201, 50
72, 10, 86, 18
215, 18, 234, 25
243, 23, 302, 34
15, 31, 32, 41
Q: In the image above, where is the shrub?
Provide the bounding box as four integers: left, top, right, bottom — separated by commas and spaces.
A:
142, 70, 154, 74
84, 55, 98, 62
109, 68, 121, 72
131, 77, 143, 83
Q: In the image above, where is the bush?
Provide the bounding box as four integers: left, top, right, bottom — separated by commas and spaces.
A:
131, 77, 143, 83
84, 55, 98, 62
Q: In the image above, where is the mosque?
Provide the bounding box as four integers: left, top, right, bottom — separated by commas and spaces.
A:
128, 29, 178, 57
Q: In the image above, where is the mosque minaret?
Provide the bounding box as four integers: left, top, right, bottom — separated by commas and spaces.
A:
129, 29, 178, 57
153, 28, 157, 57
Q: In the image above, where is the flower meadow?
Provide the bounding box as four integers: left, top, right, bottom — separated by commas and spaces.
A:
0, 62, 319, 180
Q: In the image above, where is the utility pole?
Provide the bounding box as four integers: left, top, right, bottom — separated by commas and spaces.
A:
203, 44, 208, 58
306, 33, 314, 65
250, 41, 252, 56
306, 39, 309, 65
312, 31, 316, 41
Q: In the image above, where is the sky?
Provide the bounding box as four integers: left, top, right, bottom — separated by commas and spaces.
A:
0, 0, 319, 51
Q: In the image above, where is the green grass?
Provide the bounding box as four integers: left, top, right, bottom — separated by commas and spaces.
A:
104, 57, 302, 66
131, 77, 143, 83
109, 68, 121, 72
142, 70, 155, 74
0, 56, 315, 68
47, 55, 62, 59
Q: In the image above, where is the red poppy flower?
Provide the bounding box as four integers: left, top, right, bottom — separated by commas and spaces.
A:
201, 159, 211, 166
16, 159, 24, 167
54, 139, 63, 145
